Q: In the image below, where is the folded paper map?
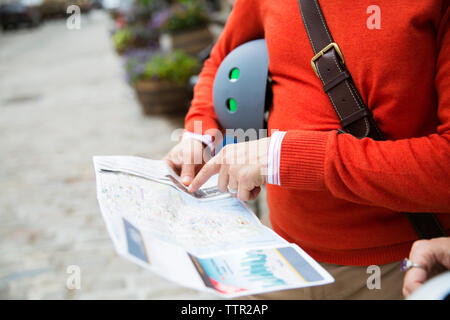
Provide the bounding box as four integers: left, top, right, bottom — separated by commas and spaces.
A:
93, 156, 334, 298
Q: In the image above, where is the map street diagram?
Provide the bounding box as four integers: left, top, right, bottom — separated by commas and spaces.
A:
94, 156, 334, 297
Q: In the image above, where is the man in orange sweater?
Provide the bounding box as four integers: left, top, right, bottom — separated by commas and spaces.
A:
165, 0, 450, 299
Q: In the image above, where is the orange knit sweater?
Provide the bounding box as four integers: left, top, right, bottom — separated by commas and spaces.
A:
185, 0, 450, 265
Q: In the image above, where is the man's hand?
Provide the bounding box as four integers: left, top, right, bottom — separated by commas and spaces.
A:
164, 138, 208, 186
402, 237, 450, 298
189, 138, 270, 201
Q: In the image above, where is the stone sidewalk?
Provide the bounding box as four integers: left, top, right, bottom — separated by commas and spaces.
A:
0, 11, 251, 299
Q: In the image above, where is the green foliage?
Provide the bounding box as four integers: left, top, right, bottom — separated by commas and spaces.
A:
142, 51, 199, 85
113, 28, 134, 53
138, 0, 153, 6
162, 0, 209, 34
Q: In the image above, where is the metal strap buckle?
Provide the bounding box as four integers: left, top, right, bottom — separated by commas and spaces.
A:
311, 42, 345, 77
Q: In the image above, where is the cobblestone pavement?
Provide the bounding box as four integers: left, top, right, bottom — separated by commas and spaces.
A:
0, 11, 246, 300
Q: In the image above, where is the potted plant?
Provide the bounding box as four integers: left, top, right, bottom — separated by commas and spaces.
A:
127, 50, 199, 115
113, 27, 134, 54
113, 25, 160, 55
111, 0, 164, 55
129, 0, 167, 25
156, 0, 213, 56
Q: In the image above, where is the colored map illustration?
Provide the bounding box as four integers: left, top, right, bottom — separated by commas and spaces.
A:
94, 156, 334, 297
192, 246, 326, 295
97, 171, 282, 256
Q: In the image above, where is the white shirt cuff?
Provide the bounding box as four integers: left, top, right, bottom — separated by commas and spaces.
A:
182, 131, 215, 155
266, 131, 287, 186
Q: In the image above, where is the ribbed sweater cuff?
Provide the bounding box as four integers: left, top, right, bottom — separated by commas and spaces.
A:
280, 130, 333, 190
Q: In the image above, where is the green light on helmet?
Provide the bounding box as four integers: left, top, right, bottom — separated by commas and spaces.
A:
227, 98, 237, 113
229, 68, 240, 81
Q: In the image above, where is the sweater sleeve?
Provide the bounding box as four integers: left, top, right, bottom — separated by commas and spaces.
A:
279, 7, 450, 214
184, 0, 264, 134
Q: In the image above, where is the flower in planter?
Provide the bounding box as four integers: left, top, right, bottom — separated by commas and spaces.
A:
150, 8, 172, 30
130, 50, 200, 115
128, 0, 168, 26
124, 50, 199, 86
113, 24, 160, 55
112, 0, 169, 54
124, 48, 157, 84
113, 27, 134, 54
159, 0, 210, 35
142, 51, 200, 85
130, 24, 160, 48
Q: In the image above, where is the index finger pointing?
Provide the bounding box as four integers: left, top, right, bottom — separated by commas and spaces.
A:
188, 157, 222, 192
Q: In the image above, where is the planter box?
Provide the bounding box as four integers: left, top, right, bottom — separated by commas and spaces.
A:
160, 27, 213, 56
134, 80, 190, 115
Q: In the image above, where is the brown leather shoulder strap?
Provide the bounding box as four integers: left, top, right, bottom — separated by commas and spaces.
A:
297, 0, 446, 239
299, 0, 382, 140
